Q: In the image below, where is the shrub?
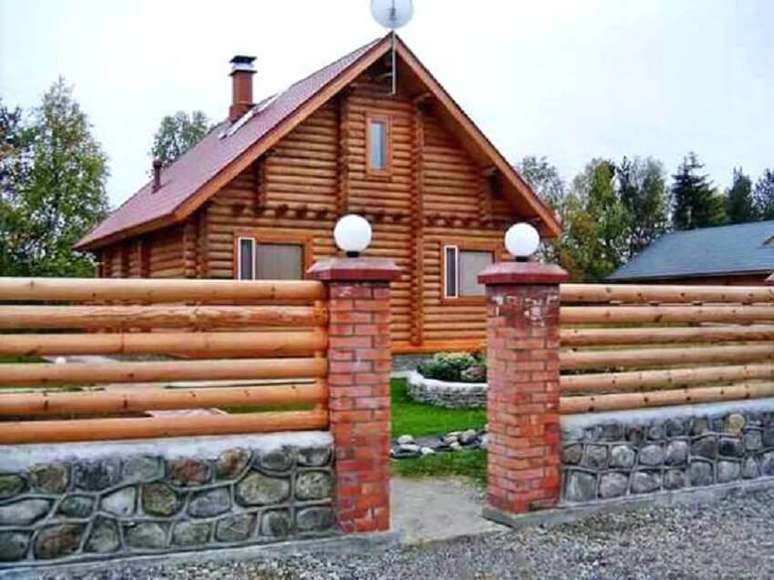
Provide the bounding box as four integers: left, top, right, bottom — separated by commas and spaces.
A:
417, 352, 487, 383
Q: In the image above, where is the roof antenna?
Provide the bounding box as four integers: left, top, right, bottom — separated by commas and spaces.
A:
370, 0, 414, 95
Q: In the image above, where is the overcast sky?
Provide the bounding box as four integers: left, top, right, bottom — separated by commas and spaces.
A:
2, 0, 772, 208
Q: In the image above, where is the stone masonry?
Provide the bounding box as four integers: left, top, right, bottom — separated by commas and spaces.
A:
0, 435, 335, 568
406, 371, 487, 409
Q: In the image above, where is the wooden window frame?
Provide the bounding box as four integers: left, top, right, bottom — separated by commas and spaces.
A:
440, 239, 500, 305
236, 237, 256, 280
233, 229, 315, 280
365, 113, 392, 178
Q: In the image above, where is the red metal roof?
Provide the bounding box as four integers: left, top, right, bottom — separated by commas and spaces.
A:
76, 37, 383, 249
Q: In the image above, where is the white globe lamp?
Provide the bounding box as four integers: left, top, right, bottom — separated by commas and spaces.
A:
334, 214, 373, 257
370, 0, 414, 29
505, 223, 540, 261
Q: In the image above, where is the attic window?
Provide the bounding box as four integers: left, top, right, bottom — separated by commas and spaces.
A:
366, 115, 391, 175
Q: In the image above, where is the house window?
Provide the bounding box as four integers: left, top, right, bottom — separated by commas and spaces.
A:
236, 233, 310, 280
366, 115, 390, 174
443, 245, 495, 299
238, 238, 255, 280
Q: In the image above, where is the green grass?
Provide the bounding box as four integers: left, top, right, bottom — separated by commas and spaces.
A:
390, 378, 487, 485
0, 356, 45, 364
390, 378, 486, 437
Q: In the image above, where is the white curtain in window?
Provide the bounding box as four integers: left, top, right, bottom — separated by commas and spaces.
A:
256, 243, 303, 280
459, 251, 493, 296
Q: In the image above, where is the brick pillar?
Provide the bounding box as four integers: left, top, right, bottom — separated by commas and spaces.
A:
478, 260, 568, 516
307, 257, 401, 533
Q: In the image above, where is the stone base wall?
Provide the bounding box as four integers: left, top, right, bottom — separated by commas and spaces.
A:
406, 371, 487, 409
0, 432, 335, 568
561, 401, 774, 504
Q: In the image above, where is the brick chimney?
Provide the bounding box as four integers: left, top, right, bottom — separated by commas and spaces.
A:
229, 55, 256, 122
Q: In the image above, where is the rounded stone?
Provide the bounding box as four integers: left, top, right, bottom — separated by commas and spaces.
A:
0, 499, 51, 526
631, 471, 661, 494
259, 448, 295, 472
124, 522, 167, 550
646, 423, 665, 441
665, 418, 687, 437
122, 456, 162, 483
598, 473, 628, 499
296, 506, 335, 532
691, 436, 718, 459
260, 510, 291, 538
689, 461, 714, 486
30, 463, 69, 494
167, 458, 211, 487
296, 471, 333, 501
189, 487, 231, 518
717, 461, 741, 483
215, 514, 255, 543
459, 429, 478, 445
718, 437, 745, 458
171, 521, 211, 547
762, 428, 774, 448
298, 445, 332, 467
561, 444, 582, 465
638, 444, 664, 467
563, 471, 596, 503
236, 472, 290, 506
665, 441, 689, 466
626, 426, 645, 444
0, 531, 30, 562
85, 517, 120, 554
582, 445, 608, 469
142, 483, 181, 517
691, 417, 710, 436
34, 524, 84, 560
0, 474, 26, 499
73, 459, 120, 491
215, 448, 252, 480
601, 422, 624, 441
101, 486, 136, 516
58, 495, 94, 519
760, 451, 774, 476
664, 469, 688, 490
725, 413, 746, 435
609, 445, 636, 469
742, 457, 760, 479
744, 430, 763, 451
396, 435, 414, 446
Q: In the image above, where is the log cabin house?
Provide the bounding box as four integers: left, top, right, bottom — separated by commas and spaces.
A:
75, 34, 561, 354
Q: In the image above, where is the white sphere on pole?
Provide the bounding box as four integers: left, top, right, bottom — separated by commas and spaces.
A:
370, 0, 414, 29
334, 214, 373, 255
504, 223, 540, 259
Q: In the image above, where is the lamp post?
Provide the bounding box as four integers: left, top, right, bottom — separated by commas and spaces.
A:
504, 222, 540, 262
333, 214, 373, 257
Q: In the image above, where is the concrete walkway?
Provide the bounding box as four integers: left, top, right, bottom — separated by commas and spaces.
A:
390, 476, 506, 544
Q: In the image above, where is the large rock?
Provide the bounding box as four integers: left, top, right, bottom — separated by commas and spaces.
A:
84, 516, 120, 554
167, 458, 211, 487
760, 452, 774, 476
691, 436, 718, 460
295, 471, 333, 501
665, 441, 689, 466
582, 445, 608, 469
718, 437, 744, 458
58, 495, 94, 519
189, 487, 231, 518
122, 456, 162, 483
630, 471, 661, 494
34, 524, 84, 560
609, 445, 636, 469
717, 461, 741, 483
762, 428, 774, 448
561, 444, 582, 465
260, 510, 291, 538
691, 417, 710, 436
236, 472, 290, 506
664, 469, 688, 490
298, 446, 332, 467
171, 521, 211, 546
689, 461, 714, 486
0, 474, 26, 499
101, 486, 136, 516
296, 507, 335, 532
598, 473, 628, 499
258, 448, 295, 472
744, 430, 763, 451
124, 522, 167, 550
742, 457, 760, 479
215, 448, 252, 480
638, 444, 664, 467
665, 418, 687, 437
564, 471, 596, 503
30, 463, 69, 494
0, 531, 30, 562
73, 459, 121, 491
0, 499, 51, 525
142, 483, 181, 517
725, 413, 746, 435
215, 514, 255, 543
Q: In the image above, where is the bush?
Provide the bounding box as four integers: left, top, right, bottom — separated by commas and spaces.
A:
417, 352, 487, 383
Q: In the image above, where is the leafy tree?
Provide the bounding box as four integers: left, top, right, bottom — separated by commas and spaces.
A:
671, 152, 725, 229
617, 156, 670, 257
516, 155, 566, 207
753, 169, 774, 220
725, 168, 756, 224
2, 78, 109, 276
150, 110, 210, 166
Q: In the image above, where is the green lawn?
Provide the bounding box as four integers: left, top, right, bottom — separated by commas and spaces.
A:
390, 378, 487, 486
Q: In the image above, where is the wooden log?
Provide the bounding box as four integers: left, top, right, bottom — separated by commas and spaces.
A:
0, 410, 329, 444
560, 283, 774, 305
0, 357, 327, 386
0, 278, 324, 303
0, 382, 325, 416
560, 325, 774, 347
0, 330, 327, 357
560, 382, 774, 414
560, 305, 774, 325
0, 305, 327, 330
560, 343, 774, 370
561, 363, 774, 393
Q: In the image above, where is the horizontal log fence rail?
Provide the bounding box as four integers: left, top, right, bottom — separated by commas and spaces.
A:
0, 277, 330, 443
558, 283, 774, 414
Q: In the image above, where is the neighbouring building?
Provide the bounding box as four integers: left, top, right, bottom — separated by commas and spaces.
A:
75, 33, 561, 354
609, 221, 774, 285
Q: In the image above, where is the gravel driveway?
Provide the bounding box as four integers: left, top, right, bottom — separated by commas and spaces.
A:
41, 486, 774, 580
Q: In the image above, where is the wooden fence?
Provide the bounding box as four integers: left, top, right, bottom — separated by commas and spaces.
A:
0, 278, 329, 443
558, 283, 774, 413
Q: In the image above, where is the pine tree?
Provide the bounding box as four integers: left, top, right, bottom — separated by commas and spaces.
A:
150, 110, 211, 166
671, 152, 725, 229
753, 169, 774, 220
725, 168, 756, 223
